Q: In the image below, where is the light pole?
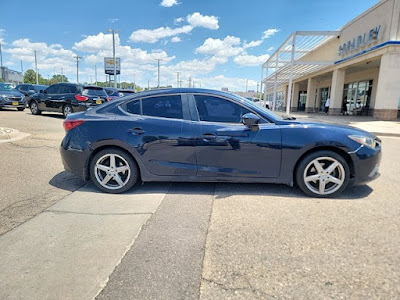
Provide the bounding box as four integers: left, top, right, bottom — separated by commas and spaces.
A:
107, 29, 119, 89
34, 50, 39, 84
74, 55, 82, 83
156, 58, 162, 88
95, 65, 97, 86
176, 72, 180, 88
133, 73, 136, 91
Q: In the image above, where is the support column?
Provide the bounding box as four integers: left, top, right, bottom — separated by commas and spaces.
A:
291, 83, 300, 111
374, 52, 400, 120
305, 78, 317, 113
329, 69, 345, 115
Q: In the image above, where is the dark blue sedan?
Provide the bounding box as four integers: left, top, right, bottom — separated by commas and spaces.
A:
60, 88, 381, 197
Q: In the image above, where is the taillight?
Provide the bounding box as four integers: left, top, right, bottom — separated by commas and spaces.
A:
107, 97, 112, 101
74, 94, 89, 101
63, 120, 85, 131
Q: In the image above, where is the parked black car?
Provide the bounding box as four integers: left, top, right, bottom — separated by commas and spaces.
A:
29, 83, 110, 117
61, 88, 381, 197
0, 83, 26, 111
16, 84, 48, 99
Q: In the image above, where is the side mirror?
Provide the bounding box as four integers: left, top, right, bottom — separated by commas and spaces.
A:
41, 90, 46, 94
242, 113, 260, 129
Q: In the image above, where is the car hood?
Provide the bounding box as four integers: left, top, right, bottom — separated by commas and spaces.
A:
0, 90, 24, 97
281, 118, 377, 138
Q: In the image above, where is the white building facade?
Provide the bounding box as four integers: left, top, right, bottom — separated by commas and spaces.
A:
261, 0, 400, 120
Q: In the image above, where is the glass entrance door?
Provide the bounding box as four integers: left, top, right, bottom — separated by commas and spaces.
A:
297, 91, 307, 111
319, 87, 330, 112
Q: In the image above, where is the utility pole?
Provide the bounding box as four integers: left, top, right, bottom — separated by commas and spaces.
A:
95, 65, 97, 86
107, 28, 119, 89
20, 60, 24, 82
188, 77, 192, 88
148, 80, 150, 90
61, 67, 64, 81
0, 43, 3, 81
74, 55, 82, 83
133, 73, 136, 91
34, 50, 39, 84
246, 79, 248, 92
156, 58, 162, 88
176, 72, 180, 88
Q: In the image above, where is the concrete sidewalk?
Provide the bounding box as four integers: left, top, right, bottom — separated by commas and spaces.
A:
0, 182, 170, 300
291, 112, 400, 137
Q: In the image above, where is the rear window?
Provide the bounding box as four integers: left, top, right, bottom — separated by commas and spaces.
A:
82, 88, 107, 97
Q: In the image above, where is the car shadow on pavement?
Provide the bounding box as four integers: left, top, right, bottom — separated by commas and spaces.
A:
49, 171, 87, 192
36, 113, 65, 119
49, 171, 374, 200
213, 182, 373, 200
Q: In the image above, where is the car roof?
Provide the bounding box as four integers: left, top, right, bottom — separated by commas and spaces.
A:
130, 88, 239, 99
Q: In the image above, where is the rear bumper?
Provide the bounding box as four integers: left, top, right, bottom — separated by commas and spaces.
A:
350, 145, 382, 185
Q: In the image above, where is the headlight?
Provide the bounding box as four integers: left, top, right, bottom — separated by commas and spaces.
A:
348, 135, 377, 149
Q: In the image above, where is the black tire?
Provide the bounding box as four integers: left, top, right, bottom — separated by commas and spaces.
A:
63, 104, 73, 118
17, 107, 25, 111
90, 148, 139, 194
295, 150, 350, 198
29, 101, 41, 115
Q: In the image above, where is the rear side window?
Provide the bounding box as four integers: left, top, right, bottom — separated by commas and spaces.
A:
126, 100, 140, 115
82, 87, 107, 97
142, 95, 183, 119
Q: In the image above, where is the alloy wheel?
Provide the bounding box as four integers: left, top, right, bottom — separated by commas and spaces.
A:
303, 156, 345, 195
94, 154, 131, 190
31, 102, 38, 114
63, 105, 72, 117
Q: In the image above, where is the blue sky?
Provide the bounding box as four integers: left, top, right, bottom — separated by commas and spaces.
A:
0, 0, 379, 90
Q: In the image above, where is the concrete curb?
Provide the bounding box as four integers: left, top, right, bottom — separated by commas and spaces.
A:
0, 127, 31, 144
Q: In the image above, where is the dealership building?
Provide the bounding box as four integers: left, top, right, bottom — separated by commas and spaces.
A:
261, 0, 400, 120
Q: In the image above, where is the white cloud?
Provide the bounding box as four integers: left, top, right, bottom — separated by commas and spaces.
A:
267, 46, 274, 52
171, 36, 181, 43
174, 17, 184, 24
187, 12, 219, 30
262, 28, 279, 39
234, 54, 270, 66
160, 0, 178, 7
129, 25, 193, 43
198, 75, 257, 91
73, 32, 120, 52
243, 40, 263, 49
196, 36, 243, 58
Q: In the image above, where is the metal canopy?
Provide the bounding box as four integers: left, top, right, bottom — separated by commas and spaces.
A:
260, 31, 340, 113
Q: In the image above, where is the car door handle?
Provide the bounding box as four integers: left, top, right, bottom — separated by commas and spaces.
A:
128, 127, 145, 135
202, 133, 216, 140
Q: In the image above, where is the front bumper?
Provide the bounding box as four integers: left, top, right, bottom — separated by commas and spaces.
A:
349, 144, 382, 185
0, 103, 26, 109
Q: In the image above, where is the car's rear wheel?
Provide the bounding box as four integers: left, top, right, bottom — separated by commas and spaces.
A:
90, 148, 139, 193
296, 150, 350, 197
29, 101, 41, 115
63, 104, 73, 118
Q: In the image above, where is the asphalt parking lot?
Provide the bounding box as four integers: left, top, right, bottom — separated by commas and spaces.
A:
0, 109, 399, 299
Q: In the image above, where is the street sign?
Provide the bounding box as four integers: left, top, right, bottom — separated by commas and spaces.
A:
104, 57, 121, 75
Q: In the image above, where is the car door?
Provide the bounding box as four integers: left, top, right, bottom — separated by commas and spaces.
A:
189, 94, 282, 178
44, 84, 61, 111
36, 84, 56, 111
119, 94, 197, 176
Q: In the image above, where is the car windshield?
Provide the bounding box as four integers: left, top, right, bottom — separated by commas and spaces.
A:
229, 93, 283, 121
82, 87, 107, 97
0, 83, 14, 91
34, 85, 47, 92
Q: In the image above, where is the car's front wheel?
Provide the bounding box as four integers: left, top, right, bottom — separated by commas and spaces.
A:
90, 148, 139, 193
296, 150, 350, 197
29, 101, 41, 115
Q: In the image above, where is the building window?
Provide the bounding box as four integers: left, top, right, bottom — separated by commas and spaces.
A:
343, 80, 373, 115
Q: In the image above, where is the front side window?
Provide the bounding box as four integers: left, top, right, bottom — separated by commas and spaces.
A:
194, 95, 251, 123
142, 95, 183, 119
45, 84, 59, 94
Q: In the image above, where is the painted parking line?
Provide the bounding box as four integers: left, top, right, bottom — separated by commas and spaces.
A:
0, 182, 170, 300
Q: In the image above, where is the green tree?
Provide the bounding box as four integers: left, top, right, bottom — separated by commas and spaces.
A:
24, 69, 45, 84
49, 74, 68, 85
